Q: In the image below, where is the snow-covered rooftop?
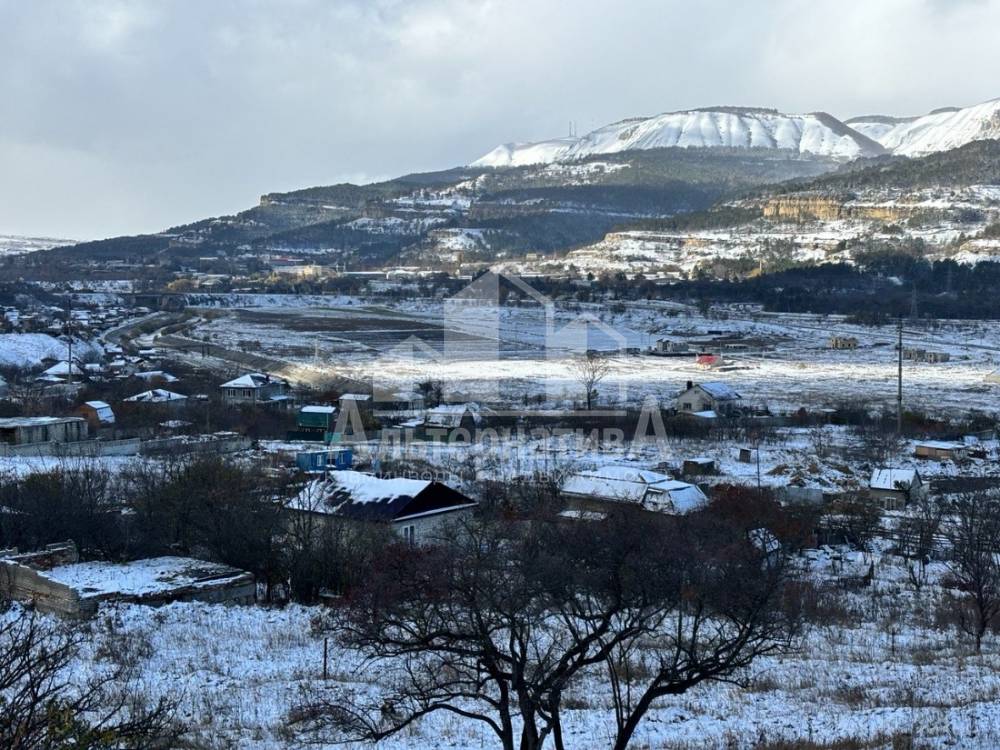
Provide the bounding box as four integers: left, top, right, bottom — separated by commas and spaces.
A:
125, 389, 188, 403
301, 405, 336, 414
287, 471, 475, 522
0, 416, 85, 428
870, 468, 920, 491
696, 382, 742, 401
83, 401, 116, 424
561, 465, 708, 514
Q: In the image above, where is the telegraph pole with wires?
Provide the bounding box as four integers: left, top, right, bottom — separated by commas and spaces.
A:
897, 316, 904, 435
65, 297, 74, 387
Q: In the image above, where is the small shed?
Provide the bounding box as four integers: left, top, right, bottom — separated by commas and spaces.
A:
77, 401, 116, 428
829, 336, 859, 350
682, 457, 717, 477
296, 447, 354, 474
298, 405, 337, 431
0, 417, 88, 446
914, 441, 968, 462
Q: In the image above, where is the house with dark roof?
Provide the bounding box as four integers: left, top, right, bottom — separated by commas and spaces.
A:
285, 471, 477, 546
676, 381, 743, 416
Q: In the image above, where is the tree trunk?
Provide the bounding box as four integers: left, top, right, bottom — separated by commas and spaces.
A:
550, 693, 565, 750
611, 690, 657, 750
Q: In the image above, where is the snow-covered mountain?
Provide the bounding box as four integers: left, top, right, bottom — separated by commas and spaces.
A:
843, 115, 916, 144
474, 98, 1000, 168
472, 107, 886, 167
855, 99, 1000, 157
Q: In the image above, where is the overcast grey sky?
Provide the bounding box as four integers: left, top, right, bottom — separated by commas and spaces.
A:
1, 0, 998, 240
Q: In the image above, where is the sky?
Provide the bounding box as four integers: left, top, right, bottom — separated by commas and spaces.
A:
1, 0, 999, 241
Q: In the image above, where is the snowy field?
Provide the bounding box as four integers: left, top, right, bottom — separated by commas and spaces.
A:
178, 302, 1000, 416
29, 548, 1000, 749
0, 333, 103, 369
0, 234, 74, 256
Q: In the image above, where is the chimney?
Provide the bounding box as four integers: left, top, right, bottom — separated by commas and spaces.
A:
686, 381, 693, 391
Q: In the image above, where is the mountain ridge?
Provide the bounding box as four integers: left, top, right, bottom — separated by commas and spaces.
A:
474, 98, 1000, 167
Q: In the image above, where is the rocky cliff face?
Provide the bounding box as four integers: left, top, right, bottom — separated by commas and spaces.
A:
761, 195, 912, 223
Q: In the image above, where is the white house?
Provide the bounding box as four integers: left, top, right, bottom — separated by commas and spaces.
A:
220, 373, 291, 406
868, 468, 928, 511
676, 381, 743, 415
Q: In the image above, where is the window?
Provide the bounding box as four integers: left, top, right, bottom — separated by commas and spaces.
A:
403, 525, 416, 547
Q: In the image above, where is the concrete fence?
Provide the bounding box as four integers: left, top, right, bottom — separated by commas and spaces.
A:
0, 434, 251, 459
139, 433, 251, 457
0, 438, 142, 459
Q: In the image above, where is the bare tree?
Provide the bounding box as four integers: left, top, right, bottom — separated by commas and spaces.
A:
603, 505, 799, 750
570, 353, 611, 410
896, 494, 944, 592
827, 493, 883, 558
855, 421, 904, 466
0, 606, 181, 748
291, 506, 799, 750
945, 491, 1000, 652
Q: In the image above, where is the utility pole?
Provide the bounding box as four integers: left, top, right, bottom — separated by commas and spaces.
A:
65, 296, 73, 387
897, 316, 903, 436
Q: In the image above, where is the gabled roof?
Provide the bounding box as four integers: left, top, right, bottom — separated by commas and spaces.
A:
561, 465, 708, 514
220, 372, 288, 389
425, 403, 482, 427
42, 361, 84, 377
870, 468, 920, 491
125, 389, 187, 403
221, 373, 267, 389
695, 382, 742, 401
287, 471, 475, 522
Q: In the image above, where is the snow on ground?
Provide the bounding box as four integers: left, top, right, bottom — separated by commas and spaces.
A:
472, 108, 881, 166
183, 303, 1000, 417
0, 333, 103, 369
0, 455, 143, 478
0, 234, 74, 256
27, 548, 1000, 749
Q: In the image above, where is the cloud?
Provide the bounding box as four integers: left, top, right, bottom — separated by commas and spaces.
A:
1, 0, 999, 238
